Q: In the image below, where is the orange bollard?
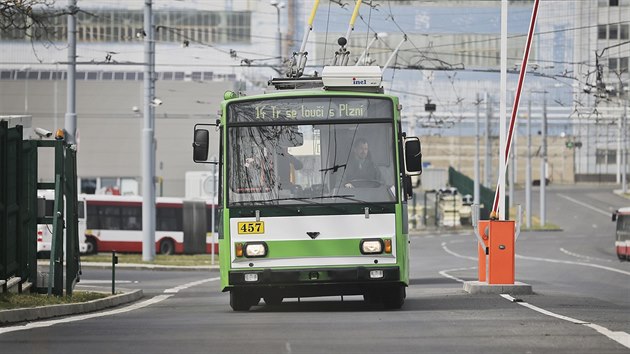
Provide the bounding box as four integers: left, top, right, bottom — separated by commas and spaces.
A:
487, 220, 515, 284
477, 220, 490, 282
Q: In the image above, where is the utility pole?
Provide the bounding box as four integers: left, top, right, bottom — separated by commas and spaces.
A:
65, 0, 77, 144
499, 0, 508, 220
474, 93, 481, 206
510, 104, 518, 211
270, 1, 284, 70
623, 103, 628, 194
540, 92, 547, 227
526, 94, 532, 228
485, 93, 492, 187
142, 0, 156, 261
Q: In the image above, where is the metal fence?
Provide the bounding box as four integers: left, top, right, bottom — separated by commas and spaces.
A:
0, 121, 80, 295
448, 166, 509, 221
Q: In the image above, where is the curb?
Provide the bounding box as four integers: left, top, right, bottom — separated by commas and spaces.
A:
0, 289, 144, 325
463, 281, 534, 295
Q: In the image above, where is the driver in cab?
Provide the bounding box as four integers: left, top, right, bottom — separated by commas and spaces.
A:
343, 138, 381, 188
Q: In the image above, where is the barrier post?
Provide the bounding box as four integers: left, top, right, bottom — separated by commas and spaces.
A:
487, 220, 515, 284
477, 220, 489, 282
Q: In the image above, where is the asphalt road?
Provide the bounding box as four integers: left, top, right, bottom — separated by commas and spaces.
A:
1, 185, 628, 353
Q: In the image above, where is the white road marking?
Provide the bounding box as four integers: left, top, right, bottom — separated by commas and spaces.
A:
285, 341, 292, 354
499, 294, 630, 349
0, 277, 220, 335
438, 267, 476, 283
441, 240, 630, 276
164, 277, 219, 294
557, 194, 611, 217
78, 280, 139, 284
559, 247, 613, 263
515, 254, 630, 276
0, 295, 172, 335
441, 241, 476, 261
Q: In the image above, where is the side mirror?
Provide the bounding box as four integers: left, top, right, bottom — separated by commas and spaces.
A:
612, 211, 617, 222
403, 137, 422, 176
193, 129, 209, 162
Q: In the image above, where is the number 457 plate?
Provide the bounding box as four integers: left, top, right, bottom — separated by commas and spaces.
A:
237, 221, 265, 234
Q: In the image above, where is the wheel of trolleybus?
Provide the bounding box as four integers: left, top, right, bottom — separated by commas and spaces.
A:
382, 285, 406, 309
230, 290, 261, 311
263, 295, 283, 306
364, 285, 406, 309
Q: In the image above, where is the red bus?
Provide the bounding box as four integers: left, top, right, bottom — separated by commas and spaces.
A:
82, 195, 218, 255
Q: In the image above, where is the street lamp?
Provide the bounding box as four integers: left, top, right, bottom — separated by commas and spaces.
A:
270, 0, 285, 70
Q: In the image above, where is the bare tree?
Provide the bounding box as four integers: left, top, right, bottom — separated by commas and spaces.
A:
0, 0, 76, 40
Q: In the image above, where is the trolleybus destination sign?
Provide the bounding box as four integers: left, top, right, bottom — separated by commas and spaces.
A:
228, 97, 394, 123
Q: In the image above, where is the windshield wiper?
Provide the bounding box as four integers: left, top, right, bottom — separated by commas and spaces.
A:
319, 164, 346, 173
329, 195, 389, 211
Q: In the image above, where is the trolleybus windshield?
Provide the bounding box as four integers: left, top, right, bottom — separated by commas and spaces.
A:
226, 97, 397, 206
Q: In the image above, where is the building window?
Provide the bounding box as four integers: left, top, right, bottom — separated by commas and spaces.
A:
610, 0, 619, 5
0, 9, 250, 43
609, 25, 618, 39
620, 24, 629, 40
620, 57, 629, 73
596, 149, 616, 165
598, 25, 608, 39
609, 58, 618, 71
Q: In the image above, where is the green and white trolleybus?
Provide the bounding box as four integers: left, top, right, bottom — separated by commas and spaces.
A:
193, 66, 422, 311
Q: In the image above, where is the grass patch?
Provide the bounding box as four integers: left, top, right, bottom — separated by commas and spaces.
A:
0, 291, 108, 310
81, 253, 218, 266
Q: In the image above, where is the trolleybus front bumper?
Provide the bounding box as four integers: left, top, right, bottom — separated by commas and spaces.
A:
230, 265, 398, 285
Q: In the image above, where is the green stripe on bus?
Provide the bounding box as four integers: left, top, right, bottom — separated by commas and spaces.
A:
266, 239, 363, 258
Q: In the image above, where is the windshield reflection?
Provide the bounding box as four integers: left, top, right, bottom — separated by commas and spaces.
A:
228, 123, 397, 206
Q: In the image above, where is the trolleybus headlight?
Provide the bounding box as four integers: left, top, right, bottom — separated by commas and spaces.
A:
244, 242, 268, 258
360, 239, 384, 254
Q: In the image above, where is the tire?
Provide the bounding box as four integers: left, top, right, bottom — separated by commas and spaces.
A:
85, 237, 97, 255
230, 290, 258, 311
263, 295, 283, 306
382, 285, 405, 310
160, 239, 175, 255
363, 291, 380, 305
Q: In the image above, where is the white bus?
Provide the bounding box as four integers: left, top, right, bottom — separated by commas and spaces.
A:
36, 192, 89, 257
82, 195, 218, 255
